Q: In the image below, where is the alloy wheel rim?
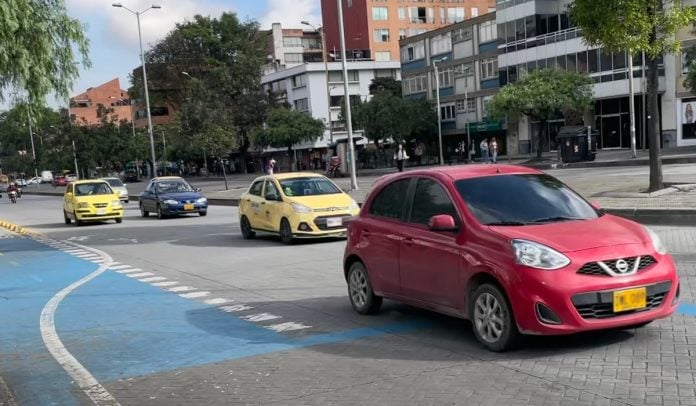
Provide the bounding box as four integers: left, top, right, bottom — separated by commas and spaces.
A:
349, 268, 368, 308
474, 292, 505, 343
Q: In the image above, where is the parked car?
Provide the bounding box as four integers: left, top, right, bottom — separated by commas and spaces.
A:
239, 173, 360, 244
139, 176, 207, 219
27, 177, 41, 185
102, 177, 129, 203
124, 170, 138, 183
15, 179, 28, 187
343, 165, 679, 352
65, 173, 78, 182
53, 176, 68, 187
63, 180, 124, 226
40, 170, 54, 184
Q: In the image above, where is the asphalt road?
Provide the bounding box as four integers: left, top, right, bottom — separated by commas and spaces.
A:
2, 194, 696, 405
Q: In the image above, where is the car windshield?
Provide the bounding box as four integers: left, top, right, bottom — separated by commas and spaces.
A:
74, 182, 113, 196
454, 174, 599, 226
279, 177, 341, 196
156, 179, 194, 193
105, 179, 124, 187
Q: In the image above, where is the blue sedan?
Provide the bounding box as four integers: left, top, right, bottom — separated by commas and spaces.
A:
139, 176, 208, 219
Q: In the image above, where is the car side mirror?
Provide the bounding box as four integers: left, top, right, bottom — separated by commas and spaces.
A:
429, 214, 458, 232
195, 187, 202, 192
265, 193, 280, 201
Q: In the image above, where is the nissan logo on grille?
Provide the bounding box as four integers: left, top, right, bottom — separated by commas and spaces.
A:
615, 259, 629, 273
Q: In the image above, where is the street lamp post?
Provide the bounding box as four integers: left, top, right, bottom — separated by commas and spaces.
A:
112, 2, 161, 178
26, 109, 38, 181
302, 21, 334, 145
336, 0, 358, 190
462, 66, 472, 163
628, 50, 637, 158
433, 56, 448, 165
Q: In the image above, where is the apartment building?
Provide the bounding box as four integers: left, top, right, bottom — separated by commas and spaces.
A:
321, 0, 496, 63
69, 78, 133, 126
399, 12, 503, 160
264, 23, 324, 73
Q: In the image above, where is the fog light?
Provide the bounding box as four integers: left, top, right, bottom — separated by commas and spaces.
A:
298, 222, 312, 232
673, 283, 680, 305
535, 302, 562, 325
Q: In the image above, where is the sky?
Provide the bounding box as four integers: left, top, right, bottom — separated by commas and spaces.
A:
57, 0, 322, 107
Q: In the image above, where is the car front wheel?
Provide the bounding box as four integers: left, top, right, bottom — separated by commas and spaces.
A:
240, 215, 255, 239
347, 262, 382, 315
279, 218, 293, 245
140, 203, 149, 217
470, 283, 519, 352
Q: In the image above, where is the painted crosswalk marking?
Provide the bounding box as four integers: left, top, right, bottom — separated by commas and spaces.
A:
204, 298, 231, 305
117, 268, 143, 274
220, 304, 253, 313
179, 291, 210, 299
242, 313, 281, 322
167, 286, 196, 293
266, 322, 312, 332
109, 265, 132, 271
138, 276, 167, 283
126, 272, 155, 278
152, 281, 179, 287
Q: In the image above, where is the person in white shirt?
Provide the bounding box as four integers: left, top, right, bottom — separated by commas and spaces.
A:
393, 144, 409, 172
480, 139, 489, 163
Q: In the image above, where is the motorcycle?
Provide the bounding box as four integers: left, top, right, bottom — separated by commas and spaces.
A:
9, 190, 17, 204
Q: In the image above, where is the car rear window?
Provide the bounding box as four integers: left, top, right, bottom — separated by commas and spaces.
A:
454, 174, 598, 226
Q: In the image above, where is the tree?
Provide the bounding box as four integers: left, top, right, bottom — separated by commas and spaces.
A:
369, 77, 402, 97
569, 0, 696, 191
489, 69, 593, 159
252, 107, 325, 171
0, 0, 90, 110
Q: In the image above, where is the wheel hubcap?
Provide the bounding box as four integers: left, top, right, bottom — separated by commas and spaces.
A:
474, 292, 505, 343
349, 269, 368, 308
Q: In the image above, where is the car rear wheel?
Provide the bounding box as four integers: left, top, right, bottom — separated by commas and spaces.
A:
470, 283, 519, 352
279, 218, 293, 245
140, 203, 149, 217
64, 210, 71, 225
240, 215, 255, 239
347, 261, 382, 315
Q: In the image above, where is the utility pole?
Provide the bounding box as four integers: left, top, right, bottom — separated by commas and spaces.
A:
337, 0, 358, 190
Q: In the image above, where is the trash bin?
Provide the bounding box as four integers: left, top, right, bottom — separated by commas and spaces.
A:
556, 126, 598, 163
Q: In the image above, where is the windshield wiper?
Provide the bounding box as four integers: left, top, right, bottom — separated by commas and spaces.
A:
485, 221, 529, 226
530, 216, 587, 224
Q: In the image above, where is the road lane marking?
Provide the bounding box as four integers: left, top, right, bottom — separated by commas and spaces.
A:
126, 272, 155, 278
151, 281, 179, 287
179, 291, 210, 299
167, 286, 196, 293
39, 242, 120, 406
116, 268, 142, 274
266, 322, 312, 332
204, 298, 231, 305
138, 276, 167, 283
241, 313, 281, 322
220, 305, 253, 312
108, 265, 131, 271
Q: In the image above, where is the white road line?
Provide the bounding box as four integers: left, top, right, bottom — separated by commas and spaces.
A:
138, 276, 167, 283
75, 253, 99, 258
152, 281, 178, 287
63, 249, 84, 253
241, 313, 281, 322
167, 286, 196, 293
116, 268, 142, 274
40, 241, 120, 405
220, 304, 253, 312
126, 272, 155, 278
109, 265, 131, 271
266, 322, 312, 332
204, 298, 231, 305
179, 291, 210, 299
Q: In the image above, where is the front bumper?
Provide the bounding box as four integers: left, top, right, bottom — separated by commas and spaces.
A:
288, 209, 359, 238
162, 203, 208, 215
506, 247, 679, 335
76, 208, 124, 221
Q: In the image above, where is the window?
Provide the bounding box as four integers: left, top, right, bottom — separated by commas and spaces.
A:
480, 57, 498, 80
369, 179, 410, 219
279, 177, 341, 196
375, 51, 391, 61
471, 7, 478, 17
482, 95, 493, 117
447, 7, 465, 23
372, 7, 388, 20
454, 63, 473, 77
375, 69, 396, 78
399, 28, 407, 40
249, 181, 264, 196
330, 95, 361, 107
329, 70, 359, 82
432, 67, 453, 87
400, 41, 425, 62
283, 37, 302, 47
294, 98, 309, 112
284, 53, 303, 64
451, 27, 471, 42
264, 180, 280, 197
75, 182, 113, 196
374, 28, 390, 42
440, 103, 456, 121
430, 32, 452, 55
456, 98, 474, 113
292, 74, 306, 88
398, 7, 406, 20
403, 74, 428, 95
409, 7, 427, 23
409, 179, 459, 226
478, 20, 496, 44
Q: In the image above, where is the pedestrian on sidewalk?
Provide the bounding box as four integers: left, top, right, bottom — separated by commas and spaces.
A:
490, 137, 499, 164
266, 159, 276, 175
394, 144, 409, 172
480, 138, 489, 163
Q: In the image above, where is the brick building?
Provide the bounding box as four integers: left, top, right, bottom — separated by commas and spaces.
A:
69, 78, 133, 126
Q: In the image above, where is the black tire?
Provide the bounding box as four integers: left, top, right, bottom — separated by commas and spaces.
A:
156, 204, 165, 219
279, 218, 293, 245
470, 283, 519, 352
347, 261, 382, 315
64, 210, 71, 225
140, 203, 149, 217
125, 200, 129, 204
199, 211, 207, 217
115, 217, 123, 224
240, 215, 255, 239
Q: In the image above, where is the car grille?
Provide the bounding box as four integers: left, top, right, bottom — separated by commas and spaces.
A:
313, 214, 353, 230
313, 206, 349, 213
577, 256, 656, 276
93, 203, 108, 208
571, 281, 671, 319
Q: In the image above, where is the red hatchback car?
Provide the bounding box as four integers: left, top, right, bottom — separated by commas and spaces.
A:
343, 165, 679, 351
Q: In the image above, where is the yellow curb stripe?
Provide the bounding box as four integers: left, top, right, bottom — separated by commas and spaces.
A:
0, 219, 41, 237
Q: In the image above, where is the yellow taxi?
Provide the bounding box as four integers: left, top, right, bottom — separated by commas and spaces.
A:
239, 172, 360, 244
63, 180, 124, 226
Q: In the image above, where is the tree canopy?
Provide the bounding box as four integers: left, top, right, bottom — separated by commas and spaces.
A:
0, 0, 90, 110
490, 69, 593, 158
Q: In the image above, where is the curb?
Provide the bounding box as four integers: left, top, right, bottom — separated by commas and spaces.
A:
0, 372, 16, 406
0, 220, 41, 237
527, 156, 696, 170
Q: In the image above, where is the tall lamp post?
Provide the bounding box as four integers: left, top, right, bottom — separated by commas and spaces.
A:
462, 65, 472, 163
433, 56, 448, 165
337, 0, 358, 190
112, 2, 161, 178
302, 21, 334, 145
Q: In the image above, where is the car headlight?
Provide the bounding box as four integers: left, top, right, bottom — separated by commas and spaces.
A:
291, 202, 312, 214
112, 200, 122, 207
645, 226, 668, 255
77, 202, 89, 209
163, 199, 178, 205
120, 190, 128, 196
511, 239, 570, 270
349, 199, 360, 211
196, 197, 207, 204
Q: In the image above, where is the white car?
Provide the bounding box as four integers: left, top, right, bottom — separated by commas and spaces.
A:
15, 179, 27, 187
27, 177, 41, 185
65, 173, 78, 182
102, 177, 129, 203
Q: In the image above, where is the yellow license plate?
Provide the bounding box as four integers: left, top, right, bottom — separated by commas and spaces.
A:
184, 204, 194, 211
613, 287, 647, 312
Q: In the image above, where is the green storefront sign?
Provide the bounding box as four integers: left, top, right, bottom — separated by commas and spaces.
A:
467, 121, 503, 133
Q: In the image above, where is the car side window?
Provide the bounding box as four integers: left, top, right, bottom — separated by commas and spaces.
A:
249, 180, 264, 196
368, 179, 410, 220
145, 182, 154, 194
264, 180, 279, 198
409, 178, 460, 226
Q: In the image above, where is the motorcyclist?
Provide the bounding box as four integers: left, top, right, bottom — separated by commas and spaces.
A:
7, 182, 18, 201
